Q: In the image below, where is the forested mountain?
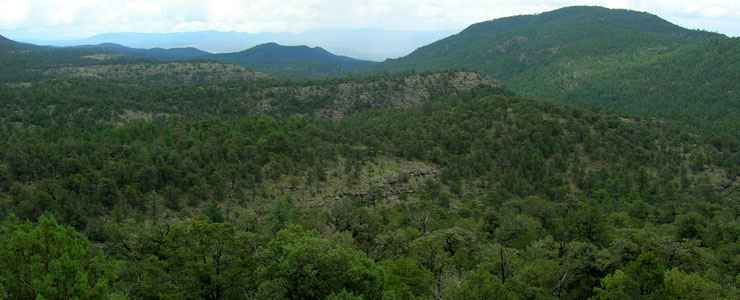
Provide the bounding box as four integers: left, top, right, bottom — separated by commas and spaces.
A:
382, 6, 719, 78
0, 71, 737, 299
380, 6, 740, 136
211, 43, 376, 77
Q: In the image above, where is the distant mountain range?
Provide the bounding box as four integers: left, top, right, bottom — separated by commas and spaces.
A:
21, 29, 454, 61
0, 33, 374, 79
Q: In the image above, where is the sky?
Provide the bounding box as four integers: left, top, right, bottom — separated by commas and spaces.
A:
1, 0, 739, 40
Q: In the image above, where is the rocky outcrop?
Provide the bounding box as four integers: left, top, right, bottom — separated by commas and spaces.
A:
245, 71, 498, 120
267, 158, 440, 207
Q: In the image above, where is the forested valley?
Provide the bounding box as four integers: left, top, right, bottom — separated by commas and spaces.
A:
0, 5, 739, 300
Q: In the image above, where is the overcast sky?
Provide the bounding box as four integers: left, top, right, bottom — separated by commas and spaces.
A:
2, 0, 739, 40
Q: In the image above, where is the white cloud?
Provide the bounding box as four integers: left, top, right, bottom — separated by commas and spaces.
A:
1, 0, 738, 38
0, 0, 31, 26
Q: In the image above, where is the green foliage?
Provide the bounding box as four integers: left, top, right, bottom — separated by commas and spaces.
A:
593, 270, 639, 300
325, 290, 365, 300
663, 268, 723, 300
204, 202, 225, 223
114, 218, 258, 299
595, 266, 730, 300
381, 258, 433, 300
257, 226, 383, 300
0, 215, 118, 299
624, 252, 666, 297
445, 269, 516, 300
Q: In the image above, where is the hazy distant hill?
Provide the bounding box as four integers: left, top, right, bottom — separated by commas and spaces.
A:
0, 33, 378, 80
23, 29, 454, 61
0, 36, 247, 84
211, 43, 376, 77
71, 43, 211, 61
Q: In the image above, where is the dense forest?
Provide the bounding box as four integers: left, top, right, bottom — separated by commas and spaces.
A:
1, 5, 739, 300
0, 71, 738, 299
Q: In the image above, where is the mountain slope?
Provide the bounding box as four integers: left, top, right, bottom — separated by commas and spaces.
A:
383, 6, 719, 78
512, 37, 740, 134
212, 43, 376, 77
380, 6, 739, 136
0, 34, 16, 47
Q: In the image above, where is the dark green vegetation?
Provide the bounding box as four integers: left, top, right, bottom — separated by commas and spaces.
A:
512, 37, 740, 135
44, 62, 269, 86
381, 6, 740, 136
1, 5, 739, 300
211, 43, 376, 78
0, 69, 738, 299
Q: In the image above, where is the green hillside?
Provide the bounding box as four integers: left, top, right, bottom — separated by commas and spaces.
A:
383, 6, 718, 78
512, 37, 740, 134
380, 6, 739, 136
